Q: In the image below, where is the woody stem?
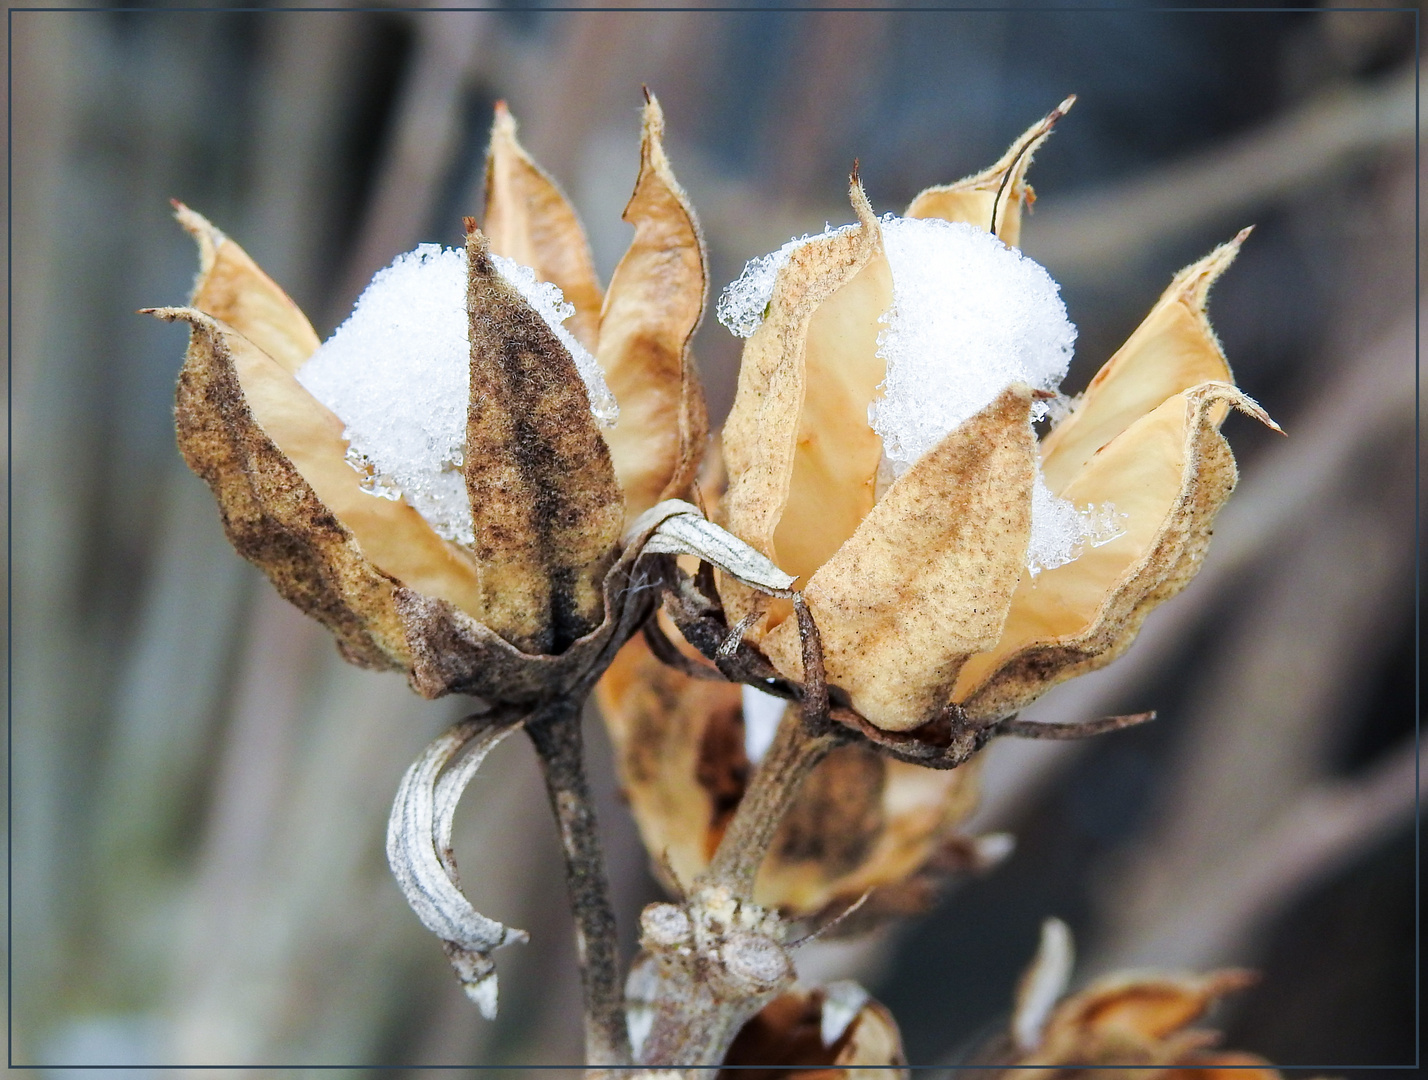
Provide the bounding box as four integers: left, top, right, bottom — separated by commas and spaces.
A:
525, 695, 631, 1068
699, 705, 846, 900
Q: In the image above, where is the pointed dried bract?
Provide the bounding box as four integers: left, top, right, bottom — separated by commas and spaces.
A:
904, 95, 1075, 246
483, 102, 604, 350
762, 385, 1037, 731
159, 305, 411, 670
596, 92, 710, 523
464, 225, 625, 653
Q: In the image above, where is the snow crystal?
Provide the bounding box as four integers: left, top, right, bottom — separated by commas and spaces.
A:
741, 684, 787, 765
297, 244, 616, 546
716, 224, 859, 338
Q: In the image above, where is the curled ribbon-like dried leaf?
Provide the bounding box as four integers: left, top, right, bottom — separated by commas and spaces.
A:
386, 711, 530, 1018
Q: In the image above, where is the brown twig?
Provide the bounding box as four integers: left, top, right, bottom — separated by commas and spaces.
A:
524, 696, 632, 1067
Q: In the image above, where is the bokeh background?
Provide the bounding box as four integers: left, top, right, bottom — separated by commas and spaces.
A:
7, 4, 1418, 1074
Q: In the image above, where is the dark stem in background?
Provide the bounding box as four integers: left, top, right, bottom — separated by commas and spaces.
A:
525, 695, 632, 1067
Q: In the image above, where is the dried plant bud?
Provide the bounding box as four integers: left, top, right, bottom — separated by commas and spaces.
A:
717, 103, 1277, 737
977, 920, 1277, 1080
157, 95, 716, 703
718, 980, 908, 1079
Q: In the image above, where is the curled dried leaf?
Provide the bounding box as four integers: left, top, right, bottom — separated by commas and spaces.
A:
386, 711, 530, 1018
597, 93, 710, 523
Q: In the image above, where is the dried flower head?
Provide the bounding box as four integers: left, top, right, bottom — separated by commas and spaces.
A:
716, 100, 1279, 734
149, 94, 708, 703
974, 919, 1283, 1080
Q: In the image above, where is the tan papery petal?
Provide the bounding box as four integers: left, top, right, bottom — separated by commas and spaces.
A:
596, 92, 710, 523
1165, 1051, 1283, 1080
720, 177, 890, 634
764, 385, 1037, 732
596, 626, 743, 893
1048, 969, 1257, 1044
173, 202, 321, 373
464, 226, 625, 654
955, 384, 1276, 723
156, 306, 410, 669
1040, 231, 1248, 493
904, 96, 1075, 246
483, 102, 603, 350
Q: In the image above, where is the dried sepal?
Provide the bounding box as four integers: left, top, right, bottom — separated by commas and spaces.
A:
1040, 231, 1247, 492
954, 383, 1275, 722
156, 305, 417, 669
483, 102, 603, 350
904, 95, 1075, 246
172, 201, 320, 372
464, 224, 625, 654
718, 981, 908, 1080
763, 385, 1037, 732
386, 711, 530, 1018
721, 175, 890, 628
596, 92, 710, 523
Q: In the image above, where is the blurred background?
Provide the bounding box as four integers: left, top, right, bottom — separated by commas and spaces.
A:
7, 3, 1418, 1074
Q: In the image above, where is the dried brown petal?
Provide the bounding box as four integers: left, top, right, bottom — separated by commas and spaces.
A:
598, 626, 987, 918
596, 93, 710, 523
1053, 970, 1257, 1043
718, 982, 907, 1080
1040, 232, 1246, 493
156, 306, 410, 669
173, 202, 321, 372
904, 96, 1075, 246
762, 385, 1037, 732
720, 177, 889, 633
483, 102, 603, 351
953, 383, 1274, 723
464, 226, 625, 654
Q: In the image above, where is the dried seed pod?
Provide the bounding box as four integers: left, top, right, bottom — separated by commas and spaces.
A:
717, 102, 1277, 737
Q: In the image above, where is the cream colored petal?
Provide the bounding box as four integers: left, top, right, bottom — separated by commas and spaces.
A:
596, 93, 709, 523
1040, 231, 1248, 493
720, 179, 888, 634
834, 997, 908, 1078
158, 306, 489, 639
955, 384, 1276, 722
904, 96, 1075, 247
464, 227, 625, 654
483, 102, 603, 351
764, 386, 1037, 732
173, 202, 321, 373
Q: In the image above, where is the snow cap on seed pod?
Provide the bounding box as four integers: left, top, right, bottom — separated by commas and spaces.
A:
716, 98, 1278, 734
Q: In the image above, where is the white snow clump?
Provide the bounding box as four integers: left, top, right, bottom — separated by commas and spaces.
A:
297, 243, 617, 547
717, 215, 1123, 575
